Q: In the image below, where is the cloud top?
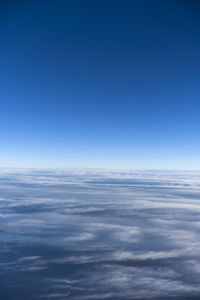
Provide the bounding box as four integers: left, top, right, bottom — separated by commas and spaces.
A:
1, 169, 200, 299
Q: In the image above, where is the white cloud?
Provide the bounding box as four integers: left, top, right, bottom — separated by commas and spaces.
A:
1, 169, 200, 299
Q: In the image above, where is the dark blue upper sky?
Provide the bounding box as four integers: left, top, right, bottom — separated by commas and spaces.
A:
0, 0, 200, 169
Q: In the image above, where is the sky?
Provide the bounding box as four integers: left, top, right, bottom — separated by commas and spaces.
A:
0, 0, 200, 169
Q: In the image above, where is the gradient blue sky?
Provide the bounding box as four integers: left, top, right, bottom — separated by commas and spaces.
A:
0, 0, 200, 169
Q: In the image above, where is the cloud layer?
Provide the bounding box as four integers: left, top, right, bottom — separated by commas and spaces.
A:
1, 169, 200, 299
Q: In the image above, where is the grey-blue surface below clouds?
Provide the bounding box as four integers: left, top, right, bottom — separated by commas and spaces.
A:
1, 169, 200, 299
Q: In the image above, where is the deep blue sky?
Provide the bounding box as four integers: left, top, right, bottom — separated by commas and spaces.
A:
0, 0, 200, 169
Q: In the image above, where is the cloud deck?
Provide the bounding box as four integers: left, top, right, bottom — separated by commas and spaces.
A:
0, 169, 200, 299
